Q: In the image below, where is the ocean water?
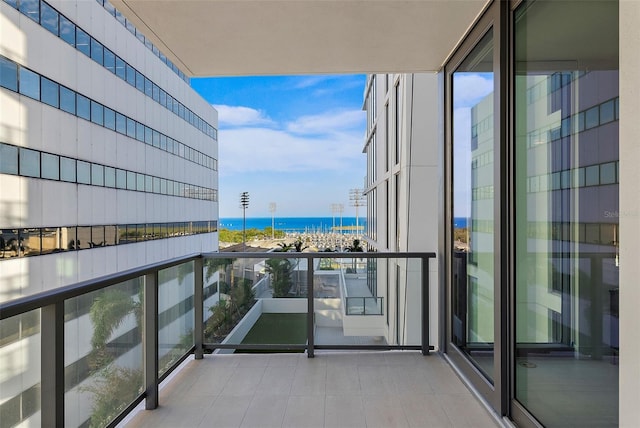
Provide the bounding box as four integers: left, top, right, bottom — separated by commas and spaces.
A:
219, 217, 365, 233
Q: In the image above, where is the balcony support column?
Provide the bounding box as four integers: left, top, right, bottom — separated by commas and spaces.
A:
307, 255, 315, 358
144, 271, 159, 409
41, 301, 65, 427
194, 257, 204, 360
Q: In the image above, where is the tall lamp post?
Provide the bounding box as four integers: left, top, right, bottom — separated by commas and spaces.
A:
269, 202, 276, 240
349, 189, 365, 237
240, 192, 249, 251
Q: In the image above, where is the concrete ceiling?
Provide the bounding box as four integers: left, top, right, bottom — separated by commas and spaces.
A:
109, 0, 490, 77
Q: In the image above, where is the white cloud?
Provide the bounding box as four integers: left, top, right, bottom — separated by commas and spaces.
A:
219, 126, 363, 175
286, 110, 365, 135
213, 105, 274, 127
453, 73, 493, 108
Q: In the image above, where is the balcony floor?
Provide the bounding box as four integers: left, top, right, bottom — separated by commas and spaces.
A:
124, 351, 500, 428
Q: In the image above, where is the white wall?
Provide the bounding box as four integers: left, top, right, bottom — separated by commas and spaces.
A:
619, 1, 640, 425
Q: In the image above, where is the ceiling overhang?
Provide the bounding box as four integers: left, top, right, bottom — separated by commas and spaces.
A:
109, 0, 489, 77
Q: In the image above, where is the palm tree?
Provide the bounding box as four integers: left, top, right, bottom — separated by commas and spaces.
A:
345, 239, 364, 272
292, 238, 308, 252
265, 258, 293, 297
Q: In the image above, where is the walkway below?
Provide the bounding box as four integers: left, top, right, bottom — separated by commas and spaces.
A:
123, 351, 500, 428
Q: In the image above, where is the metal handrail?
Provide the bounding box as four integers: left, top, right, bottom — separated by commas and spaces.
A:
0, 250, 436, 428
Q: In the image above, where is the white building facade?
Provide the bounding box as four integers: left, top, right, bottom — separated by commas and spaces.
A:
0, 0, 218, 425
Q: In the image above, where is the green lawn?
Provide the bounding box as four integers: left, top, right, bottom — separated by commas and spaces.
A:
238, 313, 307, 353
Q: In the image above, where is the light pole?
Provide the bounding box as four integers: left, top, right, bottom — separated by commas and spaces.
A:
349, 189, 365, 237
331, 203, 338, 233
269, 202, 276, 240
240, 192, 249, 251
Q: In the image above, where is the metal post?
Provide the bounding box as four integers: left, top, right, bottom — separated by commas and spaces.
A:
306, 255, 314, 358
41, 301, 65, 427
421, 256, 430, 355
194, 257, 204, 360
144, 272, 159, 409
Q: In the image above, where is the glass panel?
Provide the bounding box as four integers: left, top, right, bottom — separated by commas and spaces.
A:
76, 226, 91, 249
41, 152, 59, 180
76, 160, 90, 184
19, 67, 40, 100
76, 94, 90, 120
20, 228, 40, 256
158, 262, 194, 376
0, 310, 41, 427
59, 15, 75, 46
40, 77, 59, 108
41, 227, 62, 254
125, 64, 135, 86
19, 0, 40, 23
104, 48, 116, 73
75, 27, 90, 57
60, 85, 75, 114
0, 56, 18, 91
90, 100, 103, 126
451, 29, 495, 381
60, 156, 76, 182
104, 166, 116, 188
116, 113, 126, 134
105, 225, 117, 246
0, 143, 19, 175
115, 56, 126, 80
91, 163, 104, 186
104, 107, 116, 130
514, 1, 619, 426
19, 148, 40, 177
64, 278, 143, 427
90, 38, 103, 65
126, 171, 136, 190
116, 169, 126, 189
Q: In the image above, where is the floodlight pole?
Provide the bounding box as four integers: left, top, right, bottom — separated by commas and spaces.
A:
349, 189, 365, 238
240, 192, 250, 252
269, 202, 276, 240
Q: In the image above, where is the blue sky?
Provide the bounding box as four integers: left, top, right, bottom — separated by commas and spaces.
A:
191, 75, 367, 218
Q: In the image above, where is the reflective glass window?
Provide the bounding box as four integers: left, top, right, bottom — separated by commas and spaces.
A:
105, 225, 117, 246
41, 227, 61, 254
159, 89, 166, 106
20, 229, 41, 257
126, 171, 136, 190
160, 135, 167, 151
90, 38, 103, 65
104, 166, 116, 188
59, 15, 75, 46
125, 64, 135, 86
135, 122, 144, 142
116, 169, 126, 189
90, 101, 103, 126
19, 0, 40, 23
160, 178, 167, 194
91, 226, 104, 247
115, 56, 125, 80
60, 157, 76, 182
76, 94, 90, 120
19, 67, 40, 100
4, 0, 17, 9
0, 57, 18, 91
104, 48, 115, 73
40, 2, 59, 35
76, 226, 91, 249
153, 177, 160, 193
19, 148, 40, 177
91, 163, 104, 186
60, 85, 75, 114
145, 175, 152, 192
144, 126, 152, 145
136, 173, 144, 191
115, 113, 126, 134
41, 152, 59, 180
145, 78, 152, 97
585, 105, 600, 130
152, 131, 160, 148
76, 160, 90, 184
601, 161, 617, 185
135, 70, 144, 92
0, 144, 19, 175
41, 78, 59, 108
600, 99, 615, 125
126, 118, 135, 138
152, 84, 160, 102
76, 28, 90, 57
104, 107, 115, 130
61, 227, 76, 250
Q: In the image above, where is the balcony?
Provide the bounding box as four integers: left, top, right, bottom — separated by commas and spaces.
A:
0, 251, 498, 427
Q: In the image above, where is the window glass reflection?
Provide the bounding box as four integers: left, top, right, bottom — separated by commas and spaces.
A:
76, 226, 91, 249
76, 160, 90, 184
0, 144, 19, 175
76, 94, 90, 120
20, 229, 40, 257
76, 28, 90, 57
104, 166, 116, 188
41, 152, 59, 180
90, 38, 103, 65
0, 56, 18, 91
91, 164, 104, 186
19, 67, 40, 100
60, 157, 76, 182
19, 0, 40, 23
59, 15, 75, 46
41, 227, 61, 254
19, 148, 40, 178
40, 2, 59, 35
60, 85, 75, 114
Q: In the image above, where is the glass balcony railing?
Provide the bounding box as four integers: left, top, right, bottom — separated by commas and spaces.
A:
0, 251, 435, 427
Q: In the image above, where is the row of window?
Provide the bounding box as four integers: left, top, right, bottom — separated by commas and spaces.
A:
2, 0, 216, 140
0, 221, 217, 260
471, 151, 493, 169
525, 96, 619, 149
0, 143, 218, 201
527, 160, 619, 193
526, 70, 587, 106
471, 185, 494, 201
0, 56, 217, 171
96, 0, 189, 83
